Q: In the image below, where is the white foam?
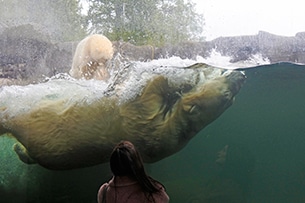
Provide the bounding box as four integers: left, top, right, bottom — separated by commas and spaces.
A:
194, 49, 270, 69
1, 54, 246, 118
0, 78, 109, 118
131, 49, 270, 70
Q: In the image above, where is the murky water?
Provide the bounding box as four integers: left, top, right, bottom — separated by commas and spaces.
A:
150, 62, 305, 203
1, 60, 305, 203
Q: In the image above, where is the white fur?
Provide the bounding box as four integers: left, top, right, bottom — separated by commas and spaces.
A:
69, 34, 114, 80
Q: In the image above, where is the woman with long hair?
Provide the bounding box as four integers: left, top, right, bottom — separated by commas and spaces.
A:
97, 140, 169, 203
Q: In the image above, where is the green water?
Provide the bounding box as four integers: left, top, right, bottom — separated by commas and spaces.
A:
151, 62, 305, 202
1, 62, 305, 202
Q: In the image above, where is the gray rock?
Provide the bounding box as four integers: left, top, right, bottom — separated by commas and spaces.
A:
0, 24, 74, 85
1, 25, 304, 86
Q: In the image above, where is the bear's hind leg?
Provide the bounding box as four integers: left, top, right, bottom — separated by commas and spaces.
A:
13, 142, 37, 164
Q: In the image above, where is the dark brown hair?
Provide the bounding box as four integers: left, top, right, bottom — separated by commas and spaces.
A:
110, 140, 164, 202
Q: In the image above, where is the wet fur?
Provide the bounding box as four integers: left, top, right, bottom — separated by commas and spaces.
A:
0, 66, 245, 170
69, 34, 114, 80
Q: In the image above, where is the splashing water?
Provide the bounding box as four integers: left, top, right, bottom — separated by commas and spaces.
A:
0, 54, 242, 123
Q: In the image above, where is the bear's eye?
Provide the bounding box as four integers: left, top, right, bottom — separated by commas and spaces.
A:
189, 105, 195, 113
222, 90, 232, 100
183, 103, 201, 114
189, 105, 200, 114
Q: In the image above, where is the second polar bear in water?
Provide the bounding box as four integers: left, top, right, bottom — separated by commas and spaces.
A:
69, 34, 114, 80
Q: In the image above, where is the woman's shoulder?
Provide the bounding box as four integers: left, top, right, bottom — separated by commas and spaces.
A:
97, 182, 110, 203
149, 177, 165, 190
97, 182, 109, 197
153, 187, 170, 203
151, 179, 170, 203
100, 182, 110, 190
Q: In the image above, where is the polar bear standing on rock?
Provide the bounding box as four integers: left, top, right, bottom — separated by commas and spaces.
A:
69, 34, 114, 80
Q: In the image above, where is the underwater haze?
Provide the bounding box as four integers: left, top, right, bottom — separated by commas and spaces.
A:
1, 59, 305, 203
151, 61, 305, 203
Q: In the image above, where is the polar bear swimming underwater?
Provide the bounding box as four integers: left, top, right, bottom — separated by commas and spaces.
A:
0, 63, 245, 170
